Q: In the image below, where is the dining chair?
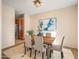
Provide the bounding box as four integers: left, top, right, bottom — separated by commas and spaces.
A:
46, 33, 51, 37
34, 36, 46, 59
24, 35, 33, 57
50, 34, 64, 59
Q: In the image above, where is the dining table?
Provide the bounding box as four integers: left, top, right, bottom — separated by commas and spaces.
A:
31, 35, 55, 45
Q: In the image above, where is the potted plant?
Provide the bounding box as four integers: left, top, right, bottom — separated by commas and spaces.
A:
27, 30, 34, 36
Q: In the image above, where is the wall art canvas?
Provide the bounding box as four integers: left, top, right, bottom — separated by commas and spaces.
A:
38, 17, 57, 31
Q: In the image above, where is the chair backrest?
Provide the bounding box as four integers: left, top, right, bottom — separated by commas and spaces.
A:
25, 35, 32, 48
34, 36, 44, 52
46, 33, 51, 37
53, 33, 64, 49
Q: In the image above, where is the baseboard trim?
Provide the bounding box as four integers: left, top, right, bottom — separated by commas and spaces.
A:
2, 42, 24, 51
63, 46, 78, 50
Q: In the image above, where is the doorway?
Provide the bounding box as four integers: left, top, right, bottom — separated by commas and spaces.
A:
15, 14, 24, 44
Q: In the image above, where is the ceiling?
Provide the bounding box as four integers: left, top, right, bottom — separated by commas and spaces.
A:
2, 0, 77, 15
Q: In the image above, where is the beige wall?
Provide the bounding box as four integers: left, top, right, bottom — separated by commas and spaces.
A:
2, 5, 15, 49
30, 5, 78, 48
0, 0, 1, 57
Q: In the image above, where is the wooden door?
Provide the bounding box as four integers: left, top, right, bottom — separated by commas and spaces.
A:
18, 17, 24, 39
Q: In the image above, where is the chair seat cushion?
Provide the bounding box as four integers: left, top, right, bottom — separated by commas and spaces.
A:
51, 44, 61, 51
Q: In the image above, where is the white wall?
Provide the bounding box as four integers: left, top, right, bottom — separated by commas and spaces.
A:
24, 13, 30, 35
2, 5, 15, 49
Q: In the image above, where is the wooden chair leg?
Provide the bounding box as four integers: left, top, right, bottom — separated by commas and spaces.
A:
51, 50, 53, 53
30, 48, 32, 57
49, 50, 53, 58
49, 50, 51, 58
61, 51, 64, 59
24, 42, 26, 55
42, 52, 44, 59
46, 48, 47, 56
24, 47, 26, 55
34, 50, 37, 59
47, 48, 50, 59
